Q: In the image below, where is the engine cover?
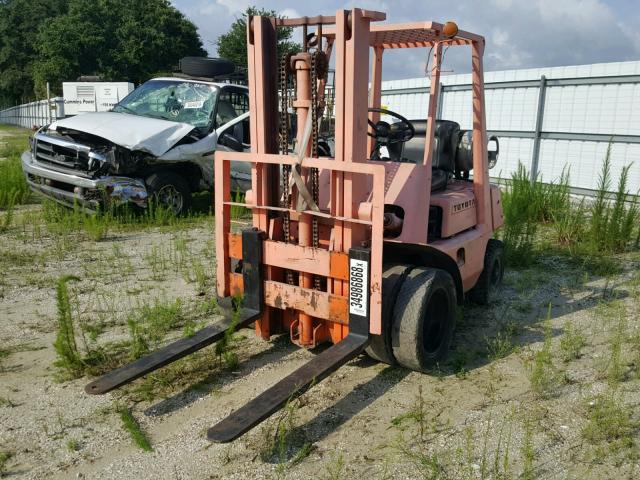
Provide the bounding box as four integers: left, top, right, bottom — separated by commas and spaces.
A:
429, 181, 477, 238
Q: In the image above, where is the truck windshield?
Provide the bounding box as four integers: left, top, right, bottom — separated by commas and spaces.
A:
112, 79, 218, 129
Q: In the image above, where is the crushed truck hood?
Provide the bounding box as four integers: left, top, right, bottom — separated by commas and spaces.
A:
50, 112, 196, 157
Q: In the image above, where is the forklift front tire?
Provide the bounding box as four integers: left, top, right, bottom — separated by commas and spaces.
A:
391, 267, 456, 372
365, 263, 413, 365
468, 239, 504, 305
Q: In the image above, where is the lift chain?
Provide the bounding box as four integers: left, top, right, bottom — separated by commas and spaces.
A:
279, 53, 294, 285
310, 50, 321, 290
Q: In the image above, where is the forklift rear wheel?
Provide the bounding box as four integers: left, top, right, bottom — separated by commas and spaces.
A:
468, 239, 504, 305
391, 268, 456, 372
365, 263, 413, 365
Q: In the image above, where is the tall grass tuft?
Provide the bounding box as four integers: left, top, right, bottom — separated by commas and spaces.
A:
540, 167, 571, 222
552, 197, 586, 247
126, 298, 183, 359
501, 163, 543, 266
589, 146, 613, 247
501, 150, 638, 266
0, 133, 31, 209
230, 189, 251, 220
53, 275, 84, 378
118, 407, 152, 452
0, 191, 18, 233
587, 146, 638, 253
215, 295, 243, 369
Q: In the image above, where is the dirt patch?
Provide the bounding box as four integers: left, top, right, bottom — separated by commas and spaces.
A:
1, 204, 639, 479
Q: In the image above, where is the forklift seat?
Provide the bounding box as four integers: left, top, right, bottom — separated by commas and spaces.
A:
388, 119, 460, 192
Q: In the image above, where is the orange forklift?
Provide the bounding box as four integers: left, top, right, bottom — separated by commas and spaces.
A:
86, 7, 504, 443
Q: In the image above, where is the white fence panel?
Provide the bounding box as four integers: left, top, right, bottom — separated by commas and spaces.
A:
0, 98, 64, 129
380, 60, 640, 194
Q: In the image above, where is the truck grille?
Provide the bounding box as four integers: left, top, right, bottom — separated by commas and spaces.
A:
33, 132, 105, 173
35, 140, 87, 170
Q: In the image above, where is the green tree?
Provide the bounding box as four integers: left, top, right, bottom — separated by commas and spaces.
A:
33, 0, 206, 96
216, 6, 301, 70
0, 0, 68, 105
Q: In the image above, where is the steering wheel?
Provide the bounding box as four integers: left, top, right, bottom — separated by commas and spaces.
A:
367, 107, 415, 146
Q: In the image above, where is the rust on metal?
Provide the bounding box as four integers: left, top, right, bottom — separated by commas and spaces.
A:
264, 280, 348, 324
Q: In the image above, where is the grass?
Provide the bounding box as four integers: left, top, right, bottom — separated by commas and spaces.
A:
215, 295, 243, 370
324, 452, 346, 480
521, 418, 536, 480
390, 386, 431, 441
0, 191, 17, 233
52, 275, 84, 378
559, 320, 586, 362
500, 163, 542, 266
500, 152, 639, 269
0, 127, 31, 209
118, 407, 152, 452
66, 438, 81, 452
582, 392, 637, 461
0, 451, 12, 476
259, 393, 311, 478
528, 305, 563, 398
126, 297, 183, 359
589, 148, 638, 253
230, 189, 251, 220
40, 197, 210, 241
486, 331, 514, 361
607, 305, 628, 384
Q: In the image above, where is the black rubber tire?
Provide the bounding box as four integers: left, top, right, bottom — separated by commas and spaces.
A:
468, 239, 504, 305
391, 267, 457, 372
145, 171, 192, 215
180, 57, 235, 78
365, 263, 413, 364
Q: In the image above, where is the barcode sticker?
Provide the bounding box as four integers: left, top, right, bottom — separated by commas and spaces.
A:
349, 259, 368, 317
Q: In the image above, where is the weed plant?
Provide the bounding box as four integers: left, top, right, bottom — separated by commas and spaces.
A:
230, 189, 250, 220
521, 418, 535, 480
324, 452, 346, 480
528, 306, 563, 397
588, 148, 638, 253
607, 306, 628, 384
501, 150, 638, 268
53, 275, 84, 378
0, 191, 18, 232
501, 163, 542, 266
118, 407, 152, 452
0, 451, 12, 476
582, 393, 637, 460
126, 298, 183, 359
559, 320, 586, 362
215, 295, 243, 369
0, 128, 30, 209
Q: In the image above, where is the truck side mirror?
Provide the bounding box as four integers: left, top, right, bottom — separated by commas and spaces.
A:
219, 132, 243, 152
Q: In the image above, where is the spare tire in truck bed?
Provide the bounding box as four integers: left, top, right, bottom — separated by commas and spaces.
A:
180, 57, 235, 78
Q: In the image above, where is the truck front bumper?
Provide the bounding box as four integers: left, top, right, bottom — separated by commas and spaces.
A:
21, 151, 148, 211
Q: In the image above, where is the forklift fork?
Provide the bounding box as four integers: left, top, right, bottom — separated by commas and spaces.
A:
208, 248, 372, 443
85, 229, 265, 395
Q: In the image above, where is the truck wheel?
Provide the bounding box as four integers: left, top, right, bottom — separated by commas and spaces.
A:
145, 172, 192, 215
391, 267, 457, 372
365, 263, 413, 365
468, 239, 504, 305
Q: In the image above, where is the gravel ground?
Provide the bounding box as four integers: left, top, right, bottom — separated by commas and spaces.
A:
1, 202, 639, 480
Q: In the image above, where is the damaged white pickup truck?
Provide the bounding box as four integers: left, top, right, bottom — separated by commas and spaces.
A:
22, 65, 251, 215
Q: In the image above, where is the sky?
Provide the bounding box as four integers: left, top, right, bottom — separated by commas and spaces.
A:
171, 0, 640, 79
